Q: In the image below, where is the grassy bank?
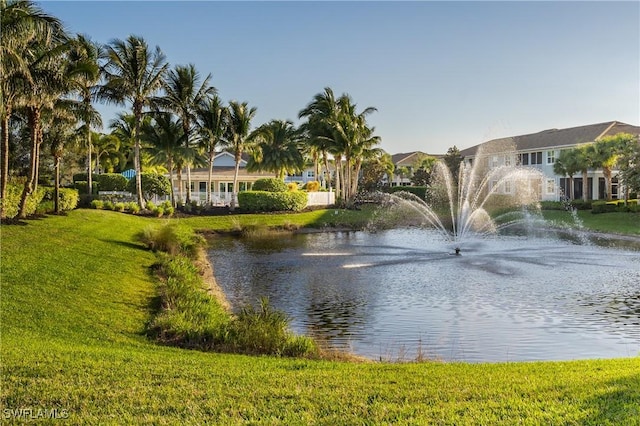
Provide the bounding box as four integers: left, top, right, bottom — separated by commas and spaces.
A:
542, 210, 640, 235
2, 209, 639, 424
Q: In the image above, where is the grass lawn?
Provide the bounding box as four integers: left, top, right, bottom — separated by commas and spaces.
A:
2, 209, 639, 424
542, 210, 640, 235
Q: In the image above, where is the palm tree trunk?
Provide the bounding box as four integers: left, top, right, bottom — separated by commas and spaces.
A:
168, 158, 175, 207
1, 110, 11, 217
87, 128, 92, 195
604, 168, 612, 201
582, 170, 589, 202
54, 155, 61, 214
177, 168, 183, 204
207, 152, 214, 205
134, 108, 144, 208
18, 108, 40, 218
569, 177, 574, 201
352, 158, 363, 196
323, 152, 331, 191
230, 152, 241, 211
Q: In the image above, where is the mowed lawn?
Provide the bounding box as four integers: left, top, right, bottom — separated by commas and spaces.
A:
2, 209, 639, 424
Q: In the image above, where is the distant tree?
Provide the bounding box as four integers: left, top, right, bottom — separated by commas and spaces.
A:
410, 167, 432, 187
359, 151, 394, 192
553, 149, 580, 200
248, 119, 305, 180
616, 134, 640, 201
195, 95, 228, 205
442, 146, 463, 184
226, 101, 257, 210
592, 133, 634, 200
99, 35, 169, 208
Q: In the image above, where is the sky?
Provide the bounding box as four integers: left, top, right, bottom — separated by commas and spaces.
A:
39, 1, 640, 155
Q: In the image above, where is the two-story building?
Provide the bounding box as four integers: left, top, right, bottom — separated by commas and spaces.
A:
458, 121, 639, 201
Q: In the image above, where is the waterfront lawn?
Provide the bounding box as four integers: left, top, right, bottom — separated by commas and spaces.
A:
2, 209, 639, 424
542, 210, 640, 235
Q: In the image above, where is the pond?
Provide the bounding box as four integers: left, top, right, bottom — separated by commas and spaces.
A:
208, 229, 640, 362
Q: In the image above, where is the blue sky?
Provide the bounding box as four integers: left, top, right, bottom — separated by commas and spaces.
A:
40, 1, 639, 155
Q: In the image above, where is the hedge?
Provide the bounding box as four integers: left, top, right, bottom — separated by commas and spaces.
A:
41, 187, 80, 212
1, 182, 46, 219
252, 178, 288, 192
126, 173, 171, 201
384, 186, 428, 200
238, 191, 308, 212
95, 173, 129, 191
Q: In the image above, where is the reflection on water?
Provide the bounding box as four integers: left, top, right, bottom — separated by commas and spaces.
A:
208, 229, 640, 362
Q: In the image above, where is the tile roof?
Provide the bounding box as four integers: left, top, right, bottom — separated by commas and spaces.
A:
459, 121, 640, 157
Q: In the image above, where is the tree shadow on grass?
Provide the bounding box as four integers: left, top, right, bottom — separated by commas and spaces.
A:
99, 238, 147, 251
582, 373, 640, 425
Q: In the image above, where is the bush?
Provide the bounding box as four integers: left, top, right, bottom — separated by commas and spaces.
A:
145, 201, 156, 211
591, 201, 617, 214
540, 201, 565, 211
114, 202, 126, 212
1, 182, 46, 219
385, 186, 428, 200
153, 207, 164, 217
251, 178, 287, 192
95, 173, 128, 191
304, 181, 321, 192
136, 223, 205, 259
287, 182, 299, 192
40, 187, 80, 213
126, 202, 140, 214
91, 199, 104, 209
238, 191, 308, 212
103, 200, 114, 211
570, 200, 592, 210
126, 173, 171, 201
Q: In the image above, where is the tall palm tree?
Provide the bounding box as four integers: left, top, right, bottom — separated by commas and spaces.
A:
93, 133, 124, 173
67, 34, 103, 195
575, 145, 595, 202
17, 26, 70, 218
109, 112, 138, 172
1, 0, 63, 212
99, 35, 168, 208
142, 112, 186, 207
591, 136, 622, 201
226, 100, 257, 210
299, 87, 340, 191
247, 119, 305, 180
157, 63, 215, 204
194, 95, 228, 205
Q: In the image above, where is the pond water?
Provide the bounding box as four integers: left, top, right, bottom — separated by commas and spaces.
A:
208, 229, 640, 362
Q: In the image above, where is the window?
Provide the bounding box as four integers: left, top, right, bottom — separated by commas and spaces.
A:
306, 171, 315, 178
546, 179, 556, 195
504, 181, 512, 193
530, 152, 543, 165
199, 182, 207, 193
546, 150, 556, 164
491, 156, 499, 168
519, 153, 529, 165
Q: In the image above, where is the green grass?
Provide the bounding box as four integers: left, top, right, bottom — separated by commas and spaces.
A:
542, 210, 640, 235
2, 209, 639, 424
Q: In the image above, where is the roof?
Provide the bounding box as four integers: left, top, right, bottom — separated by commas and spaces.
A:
459, 121, 640, 157
391, 151, 441, 166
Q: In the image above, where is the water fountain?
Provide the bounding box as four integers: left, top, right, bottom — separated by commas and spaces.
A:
209, 139, 640, 362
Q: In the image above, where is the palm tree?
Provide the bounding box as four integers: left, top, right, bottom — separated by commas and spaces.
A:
247, 119, 305, 180
299, 87, 340, 192
109, 113, 138, 172
553, 149, 580, 200
226, 100, 257, 210
194, 95, 228, 205
93, 133, 124, 173
16, 25, 70, 218
157, 63, 215, 204
1, 0, 63, 213
575, 145, 595, 202
592, 136, 623, 201
99, 35, 168, 208
142, 112, 186, 207
67, 34, 103, 195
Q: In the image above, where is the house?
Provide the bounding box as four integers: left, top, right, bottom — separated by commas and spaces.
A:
386, 151, 443, 187
458, 121, 640, 201
171, 151, 334, 206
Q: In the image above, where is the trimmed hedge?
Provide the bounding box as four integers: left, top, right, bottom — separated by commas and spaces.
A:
252, 178, 288, 193
96, 173, 128, 191
126, 173, 171, 200
1, 182, 46, 219
384, 186, 428, 200
72, 173, 100, 183
238, 191, 308, 212
592, 199, 639, 214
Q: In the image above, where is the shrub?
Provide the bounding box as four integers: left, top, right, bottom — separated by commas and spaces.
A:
287, 182, 299, 192
95, 173, 128, 191
251, 178, 287, 192
539, 201, 565, 211
126, 173, 171, 201
114, 202, 126, 212
304, 181, 320, 192
238, 191, 308, 212
103, 200, 115, 211
136, 224, 205, 259
91, 199, 104, 209
385, 186, 428, 200
72, 173, 100, 183
153, 207, 164, 217
126, 202, 140, 214
591, 201, 617, 214
570, 200, 592, 210
1, 182, 46, 219
145, 201, 156, 211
